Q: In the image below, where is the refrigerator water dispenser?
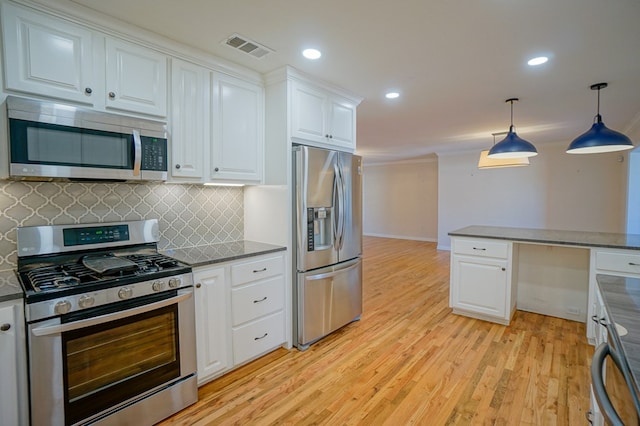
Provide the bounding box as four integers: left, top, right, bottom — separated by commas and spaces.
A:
307, 207, 332, 251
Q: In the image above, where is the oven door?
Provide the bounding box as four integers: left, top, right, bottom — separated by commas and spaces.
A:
591, 342, 640, 425
28, 288, 196, 426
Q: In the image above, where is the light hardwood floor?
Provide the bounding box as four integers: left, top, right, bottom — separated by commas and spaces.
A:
161, 237, 593, 425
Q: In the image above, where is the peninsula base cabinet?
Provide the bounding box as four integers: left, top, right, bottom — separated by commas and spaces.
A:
193, 252, 286, 386
449, 237, 517, 325
0, 299, 28, 426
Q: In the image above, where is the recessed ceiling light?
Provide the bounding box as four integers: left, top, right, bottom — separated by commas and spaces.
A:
527, 56, 548, 66
302, 48, 321, 60
385, 92, 400, 99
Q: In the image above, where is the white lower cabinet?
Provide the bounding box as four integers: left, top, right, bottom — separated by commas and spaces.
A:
0, 299, 28, 425
193, 266, 231, 385
193, 251, 286, 386
449, 237, 515, 325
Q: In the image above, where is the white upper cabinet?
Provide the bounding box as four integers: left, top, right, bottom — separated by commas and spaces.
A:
105, 38, 168, 117
1, 2, 168, 117
170, 58, 209, 180
210, 72, 264, 183
1, 2, 95, 105
291, 80, 357, 151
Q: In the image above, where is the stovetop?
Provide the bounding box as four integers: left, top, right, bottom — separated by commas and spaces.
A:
18, 250, 191, 303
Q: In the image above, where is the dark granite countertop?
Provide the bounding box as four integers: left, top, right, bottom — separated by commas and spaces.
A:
0, 270, 24, 303
161, 240, 286, 268
449, 225, 640, 250
596, 274, 640, 406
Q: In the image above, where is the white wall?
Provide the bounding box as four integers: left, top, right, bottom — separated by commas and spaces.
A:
363, 159, 438, 241
437, 141, 628, 250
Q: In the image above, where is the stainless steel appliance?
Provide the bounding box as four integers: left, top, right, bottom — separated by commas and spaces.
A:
16, 219, 197, 426
591, 332, 640, 425
7, 96, 168, 181
293, 145, 363, 350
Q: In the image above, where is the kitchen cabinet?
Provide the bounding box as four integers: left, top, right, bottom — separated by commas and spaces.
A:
104, 37, 168, 117
1, 2, 168, 117
210, 72, 264, 183
586, 248, 640, 343
1, 1, 95, 105
291, 80, 357, 152
170, 58, 209, 180
230, 254, 285, 365
0, 299, 28, 426
192, 252, 285, 385
193, 266, 231, 385
449, 237, 516, 325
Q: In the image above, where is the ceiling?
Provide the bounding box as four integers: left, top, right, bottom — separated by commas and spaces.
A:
67, 0, 640, 163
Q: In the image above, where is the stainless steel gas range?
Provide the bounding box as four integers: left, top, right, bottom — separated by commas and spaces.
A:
15, 219, 197, 426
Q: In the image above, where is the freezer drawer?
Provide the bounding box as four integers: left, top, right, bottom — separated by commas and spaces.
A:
297, 258, 362, 349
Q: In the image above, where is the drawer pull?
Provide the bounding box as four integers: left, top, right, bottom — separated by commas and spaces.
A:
253, 267, 267, 273
591, 315, 599, 324
0, 323, 10, 332
629, 262, 640, 266
472, 247, 486, 251
254, 332, 268, 341
586, 409, 593, 425
253, 296, 268, 304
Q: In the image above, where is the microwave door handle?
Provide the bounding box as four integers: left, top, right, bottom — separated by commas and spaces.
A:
591, 343, 625, 426
132, 129, 142, 176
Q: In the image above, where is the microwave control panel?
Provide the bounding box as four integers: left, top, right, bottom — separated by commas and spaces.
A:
141, 136, 168, 171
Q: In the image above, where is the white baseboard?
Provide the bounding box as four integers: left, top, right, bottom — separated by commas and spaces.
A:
363, 232, 437, 243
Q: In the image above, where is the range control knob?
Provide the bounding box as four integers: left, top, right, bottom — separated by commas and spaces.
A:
78, 295, 95, 309
118, 287, 133, 300
168, 278, 181, 288
54, 300, 72, 315
152, 281, 166, 292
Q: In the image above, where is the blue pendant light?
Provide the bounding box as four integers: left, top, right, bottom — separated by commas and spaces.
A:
488, 98, 538, 159
567, 83, 634, 154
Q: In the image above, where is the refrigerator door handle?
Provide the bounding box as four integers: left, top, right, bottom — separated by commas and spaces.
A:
333, 162, 345, 251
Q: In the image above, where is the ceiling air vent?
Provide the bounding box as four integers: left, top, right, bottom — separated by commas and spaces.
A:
223, 34, 274, 59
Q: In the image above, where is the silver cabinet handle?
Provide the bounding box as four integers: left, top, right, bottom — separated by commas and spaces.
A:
108, 91, 116, 99
84, 87, 92, 94
253, 296, 267, 304
472, 247, 486, 251
254, 333, 268, 341
586, 409, 593, 425
253, 267, 267, 273
175, 164, 181, 169
132, 129, 142, 177
0, 323, 10, 332
629, 262, 640, 266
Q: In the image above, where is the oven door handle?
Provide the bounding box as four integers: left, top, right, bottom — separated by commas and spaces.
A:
31, 291, 192, 336
591, 342, 626, 426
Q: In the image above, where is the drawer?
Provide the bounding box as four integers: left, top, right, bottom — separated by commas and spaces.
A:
232, 310, 285, 365
453, 238, 509, 259
231, 255, 284, 286
231, 276, 284, 326
595, 250, 640, 275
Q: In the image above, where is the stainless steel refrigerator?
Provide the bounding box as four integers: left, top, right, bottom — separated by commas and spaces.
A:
293, 145, 363, 350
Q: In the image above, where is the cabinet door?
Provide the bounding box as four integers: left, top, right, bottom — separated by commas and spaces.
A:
1, 2, 95, 104
105, 37, 167, 117
193, 267, 230, 384
291, 82, 327, 144
0, 305, 22, 425
170, 59, 209, 180
327, 95, 356, 150
451, 255, 508, 319
210, 73, 264, 182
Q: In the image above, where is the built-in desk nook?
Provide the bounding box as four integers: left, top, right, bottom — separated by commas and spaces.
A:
448, 225, 640, 344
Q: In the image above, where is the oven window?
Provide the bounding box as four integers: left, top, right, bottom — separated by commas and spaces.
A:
62, 304, 180, 425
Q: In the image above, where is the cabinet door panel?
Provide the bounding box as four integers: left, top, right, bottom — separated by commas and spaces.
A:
2, 3, 94, 104
105, 38, 167, 117
193, 267, 230, 383
211, 73, 263, 182
291, 83, 327, 143
0, 303, 19, 425
328, 97, 356, 149
452, 256, 507, 318
170, 59, 209, 180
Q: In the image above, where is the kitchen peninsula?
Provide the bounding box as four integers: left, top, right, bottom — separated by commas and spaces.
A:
448, 225, 640, 344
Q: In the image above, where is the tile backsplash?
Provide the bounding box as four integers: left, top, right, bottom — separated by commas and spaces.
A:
0, 180, 243, 270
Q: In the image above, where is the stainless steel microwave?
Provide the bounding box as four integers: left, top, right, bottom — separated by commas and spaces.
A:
6, 96, 168, 181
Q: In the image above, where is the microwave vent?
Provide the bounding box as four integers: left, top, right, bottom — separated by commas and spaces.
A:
223, 34, 273, 59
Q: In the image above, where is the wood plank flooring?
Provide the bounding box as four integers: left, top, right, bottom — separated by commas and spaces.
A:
161, 237, 593, 425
